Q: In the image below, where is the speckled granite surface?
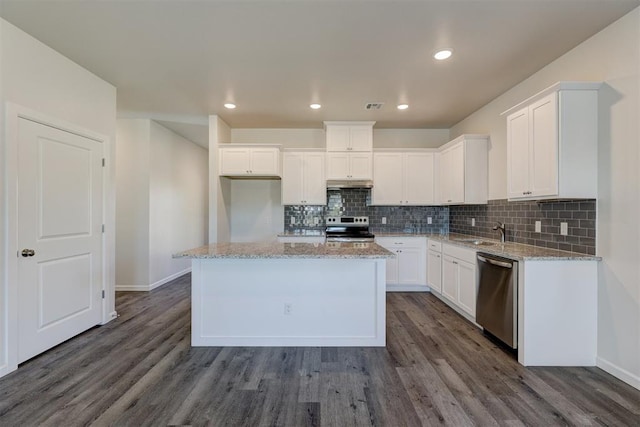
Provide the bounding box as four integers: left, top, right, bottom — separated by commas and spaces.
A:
277, 230, 325, 237
375, 232, 600, 261
174, 241, 394, 259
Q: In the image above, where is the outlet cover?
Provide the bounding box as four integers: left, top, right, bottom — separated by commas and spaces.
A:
560, 222, 568, 236
471, 218, 475, 227
290, 216, 296, 225
313, 217, 319, 225
535, 221, 542, 233
284, 303, 292, 315
427, 217, 432, 225
381, 217, 387, 225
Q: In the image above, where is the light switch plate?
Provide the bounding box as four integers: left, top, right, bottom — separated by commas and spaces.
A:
290, 216, 296, 225
427, 217, 432, 225
560, 222, 568, 236
535, 221, 541, 233
471, 218, 475, 227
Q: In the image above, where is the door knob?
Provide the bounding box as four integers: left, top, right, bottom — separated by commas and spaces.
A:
21, 249, 35, 257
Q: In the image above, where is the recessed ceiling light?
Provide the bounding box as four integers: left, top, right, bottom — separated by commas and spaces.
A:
310, 103, 321, 109
434, 49, 453, 60
224, 103, 236, 109
397, 104, 409, 110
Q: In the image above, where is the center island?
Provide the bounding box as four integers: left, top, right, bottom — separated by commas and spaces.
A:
174, 241, 394, 347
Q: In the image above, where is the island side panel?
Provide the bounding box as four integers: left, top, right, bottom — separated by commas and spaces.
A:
191, 258, 386, 347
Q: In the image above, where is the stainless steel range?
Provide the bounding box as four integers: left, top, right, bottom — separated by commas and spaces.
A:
325, 216, 375, 242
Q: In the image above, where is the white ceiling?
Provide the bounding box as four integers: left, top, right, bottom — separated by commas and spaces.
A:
1, 0, 638, 147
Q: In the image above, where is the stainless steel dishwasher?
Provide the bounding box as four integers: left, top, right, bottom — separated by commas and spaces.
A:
476, 253, 518, 349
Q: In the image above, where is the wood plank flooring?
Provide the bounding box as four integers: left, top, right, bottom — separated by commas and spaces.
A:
1, 273, 638, 426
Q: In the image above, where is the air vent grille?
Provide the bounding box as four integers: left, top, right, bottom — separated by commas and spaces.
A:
365, 102, 384, 110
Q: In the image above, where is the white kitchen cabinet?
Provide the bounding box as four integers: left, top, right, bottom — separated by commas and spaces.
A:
427, 239, 442, 293
436, 135, 488, 205
326, 152, 372, 180
324, 121, 375, 152
440, 243, 478, 319
375, 236, 427, 291
281, 151, 326, 205
504, 82, 600, 200
372, 151, 435, 205
219, 145, 281, 177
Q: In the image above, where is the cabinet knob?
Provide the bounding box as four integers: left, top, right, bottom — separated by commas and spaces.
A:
21, 249, 35, 257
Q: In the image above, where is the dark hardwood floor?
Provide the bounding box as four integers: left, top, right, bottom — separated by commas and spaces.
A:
1, 274, 638, 426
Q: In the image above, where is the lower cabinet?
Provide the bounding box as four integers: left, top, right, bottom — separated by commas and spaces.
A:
427, 240, 442, 293
440, 243, 478, 319
376, 236, 427, 291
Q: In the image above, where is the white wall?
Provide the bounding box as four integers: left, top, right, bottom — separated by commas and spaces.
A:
229, 180, 284, 242
450, 8, 640, 389
115, 119, 208, 291
148, 121, 208, 286
208, 115, 232, 243
0, 18, 117, 378
115, 120, 151, 288
231, 128, 450, 149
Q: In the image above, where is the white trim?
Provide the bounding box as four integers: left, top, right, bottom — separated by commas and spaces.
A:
500, 81, 602, 116
116, 268, 191, 292
386, 284, 429, 292
3, 103, 111, 378
596, 357, 640, 390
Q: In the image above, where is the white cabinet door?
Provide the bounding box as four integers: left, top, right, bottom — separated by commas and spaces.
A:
529, 93, 558, 198
349, 125, 373, 151
326, 152, 350, 179
250, 148, 280, 175
303, 153, 326, 204
281, 152, 304, 204
427, 249, 442, 293
397, 247, 424, 285
457, 260, 477, 317
220, 147, 251, 175
348, 153, 372, 180
442, 255, 458, 302
507, 108, 530, 199
448, 143, 465, 204
326, 126, 350, 151
405, 152, 435, 205
372, 153, 403, 205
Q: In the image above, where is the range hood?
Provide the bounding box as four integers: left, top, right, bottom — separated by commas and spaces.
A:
326, 179, 373, 189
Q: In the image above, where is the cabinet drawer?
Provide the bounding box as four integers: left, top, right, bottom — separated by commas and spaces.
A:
427, 239, 442, 252
443, 243, 476, 264
377, 236, 426, 249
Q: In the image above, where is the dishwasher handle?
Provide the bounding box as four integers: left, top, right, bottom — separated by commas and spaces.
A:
477, 254, 513, 269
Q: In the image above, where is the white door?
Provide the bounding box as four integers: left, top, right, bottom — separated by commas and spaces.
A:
529, 92, 558, 198
281, 152, 304, 204
326, 152, 350, 180
17, 118, 103, 363
457, 260, 477, 317
441, 255, 458, 302
219, 147, 251, 175
250, 148, 279, 175
372, 153, 403, 205
348, 153, 372, 180
303, 153, 326, 205
397, 247, 423, 285
405, 152, 435, 205
427, 250, 442, 293
348, 125, 373, 151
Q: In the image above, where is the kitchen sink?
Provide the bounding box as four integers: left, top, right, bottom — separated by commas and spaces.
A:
454, 238, 496, 246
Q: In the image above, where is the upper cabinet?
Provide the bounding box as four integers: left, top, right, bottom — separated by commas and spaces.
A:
281, 151, 326, 205
219, 145, 281, 177
324, 121, 375, 152
372, 151, 435, 205
437, 135, 488, 205
504, 82, 601, 201
326, 152, 373, 180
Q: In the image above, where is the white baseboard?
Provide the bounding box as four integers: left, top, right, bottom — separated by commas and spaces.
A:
0, 363, 17, 380
116, 268, 191, 292
101, 311, 118, 325
386, 284, 429, 292
597, 356, 640, 390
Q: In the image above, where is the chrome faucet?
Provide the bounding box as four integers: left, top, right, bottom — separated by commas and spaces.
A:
493, 222, 506, 243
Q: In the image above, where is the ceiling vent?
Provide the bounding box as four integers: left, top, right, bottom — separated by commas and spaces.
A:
365, 102, 385, 110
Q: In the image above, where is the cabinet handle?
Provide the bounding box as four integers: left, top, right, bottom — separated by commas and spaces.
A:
452, 261, 458, 265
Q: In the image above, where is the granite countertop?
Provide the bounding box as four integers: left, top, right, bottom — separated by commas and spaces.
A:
375, 231, 600, 261
174, 241, 394, 259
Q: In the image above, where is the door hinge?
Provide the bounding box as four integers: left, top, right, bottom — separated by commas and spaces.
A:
102, 224, 105, 233
102, 158, 105, 167
102, 290, 105, 299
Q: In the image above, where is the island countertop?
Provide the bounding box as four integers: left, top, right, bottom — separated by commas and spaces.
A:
174, 241, 395, 259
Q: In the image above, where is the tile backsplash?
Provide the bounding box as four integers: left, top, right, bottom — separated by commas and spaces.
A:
449, 199, 596, 255
284, 189, 448, 234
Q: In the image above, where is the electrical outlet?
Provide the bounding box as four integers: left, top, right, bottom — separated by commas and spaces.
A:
535, 221, 542, 233
471, 218, 475, 227
290, 216, 296, 225
560, 222, 568, 236
284, 303, 292, 315
313, 217, 319, 225
381, 217, 387, 225
427, 217, 432, 225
